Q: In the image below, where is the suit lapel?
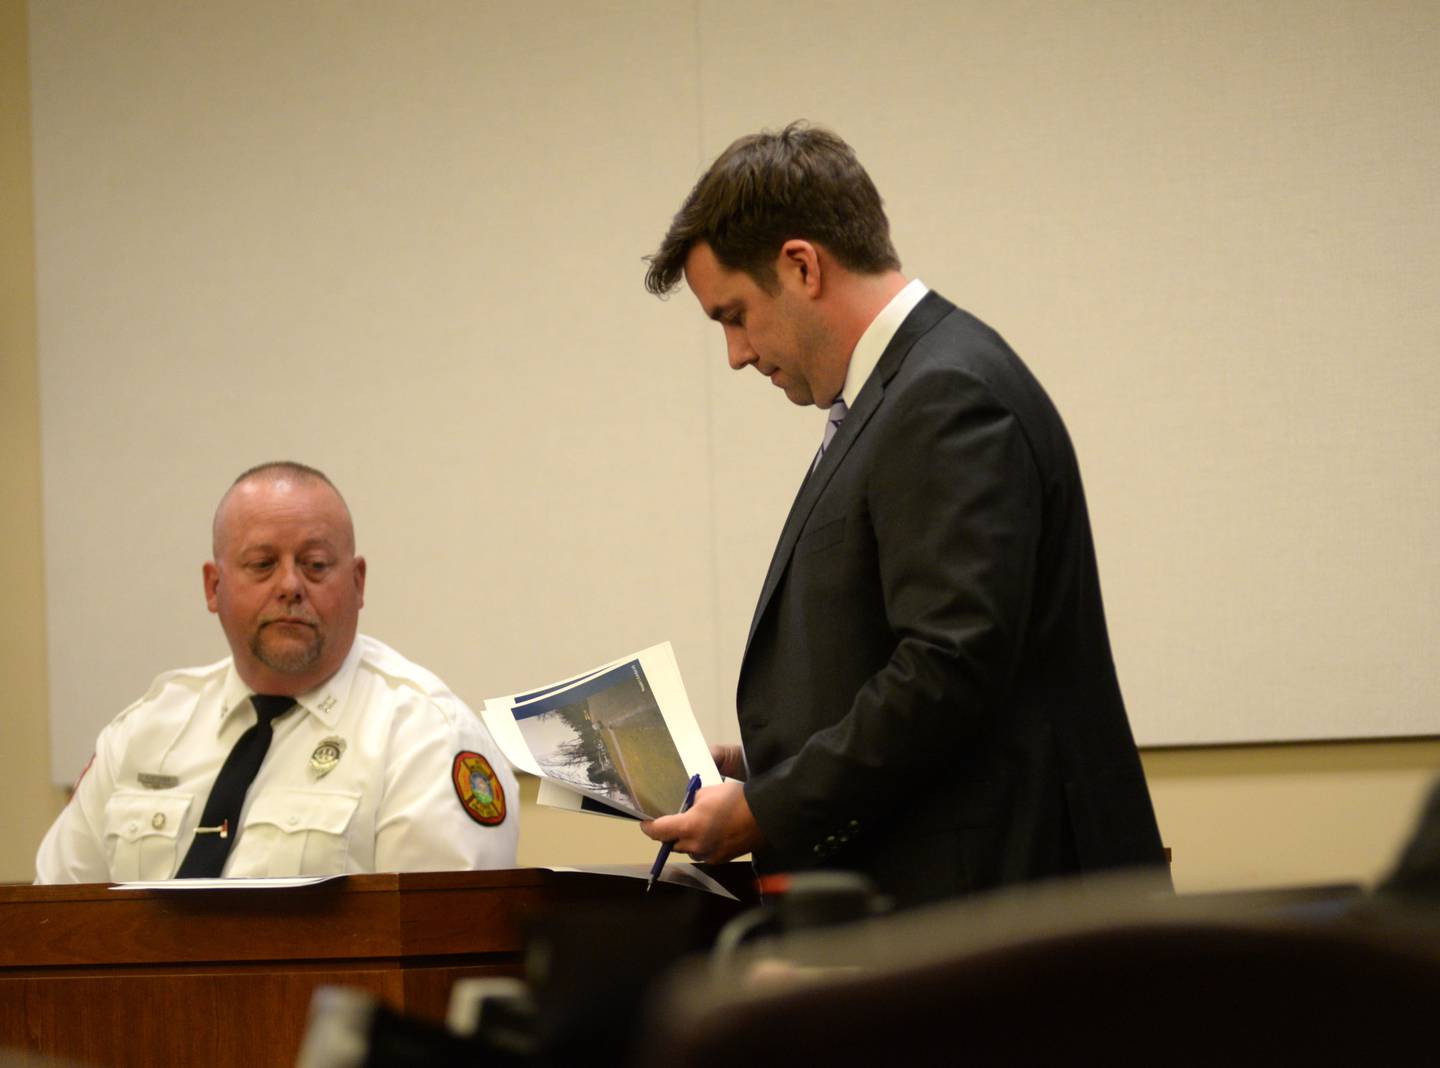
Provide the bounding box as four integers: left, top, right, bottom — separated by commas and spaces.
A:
742, 292, 954, 656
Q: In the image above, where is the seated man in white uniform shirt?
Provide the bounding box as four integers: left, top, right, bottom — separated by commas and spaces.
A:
36, 461, 518, 882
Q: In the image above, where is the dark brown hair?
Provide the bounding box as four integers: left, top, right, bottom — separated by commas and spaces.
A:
644, 121, 901, 296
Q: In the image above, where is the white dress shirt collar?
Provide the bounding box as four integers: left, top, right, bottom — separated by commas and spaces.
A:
839, 278, 930, 408
218, 635, 364, 732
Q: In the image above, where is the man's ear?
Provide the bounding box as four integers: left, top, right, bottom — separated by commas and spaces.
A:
779, 240, 822, 296
353, 555, 367, 609
203, 562, 220, 614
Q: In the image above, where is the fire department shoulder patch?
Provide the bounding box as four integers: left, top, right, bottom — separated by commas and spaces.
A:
452, 751, 506, 826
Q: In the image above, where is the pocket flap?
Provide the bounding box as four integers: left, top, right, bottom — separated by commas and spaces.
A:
104, 790, 193, 843
245, 789, 361, 836
799, 516, 846, 554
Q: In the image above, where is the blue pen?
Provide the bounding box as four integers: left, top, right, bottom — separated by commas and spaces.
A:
646, 773, 703, 893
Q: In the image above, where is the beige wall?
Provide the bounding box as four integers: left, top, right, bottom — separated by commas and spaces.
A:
4, 0, 1436, 891
1144, 742, 1439, 893
28, 3, 1440, 768
1, 0, 68, 884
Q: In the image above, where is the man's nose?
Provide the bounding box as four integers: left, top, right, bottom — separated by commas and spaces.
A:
725, 327, 755, 371
274, 560, 304, 600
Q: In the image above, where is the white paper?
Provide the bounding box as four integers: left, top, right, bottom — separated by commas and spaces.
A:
482, 642, 718, 819
536, 778, 638, 820
109, 875, 343, 891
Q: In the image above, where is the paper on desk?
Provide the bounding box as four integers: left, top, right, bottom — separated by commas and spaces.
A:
482, 642, 718, 820
109, 875, 343, 891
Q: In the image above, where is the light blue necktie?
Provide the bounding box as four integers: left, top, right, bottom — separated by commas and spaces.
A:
811, 398, 849, 473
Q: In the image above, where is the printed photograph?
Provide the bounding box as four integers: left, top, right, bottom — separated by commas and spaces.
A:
513, 659, 689, 818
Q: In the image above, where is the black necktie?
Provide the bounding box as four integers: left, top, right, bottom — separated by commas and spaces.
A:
176, 695, 295, 878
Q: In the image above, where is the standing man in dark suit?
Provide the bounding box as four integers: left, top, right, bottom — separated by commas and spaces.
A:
641, 123, 1166, 907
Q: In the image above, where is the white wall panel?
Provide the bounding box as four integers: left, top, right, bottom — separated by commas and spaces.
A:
31, 1, 1440, 780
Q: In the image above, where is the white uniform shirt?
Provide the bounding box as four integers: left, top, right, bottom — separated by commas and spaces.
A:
36, 634, 519, 882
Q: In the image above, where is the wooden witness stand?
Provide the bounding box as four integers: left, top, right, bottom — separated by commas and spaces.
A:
0, 868, 750, 1067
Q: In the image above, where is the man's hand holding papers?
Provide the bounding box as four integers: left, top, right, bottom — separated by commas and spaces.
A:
640, 779, 765, 865
710, 743, 747, 781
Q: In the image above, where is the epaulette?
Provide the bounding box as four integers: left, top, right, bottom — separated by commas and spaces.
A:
110, 654, 232, 725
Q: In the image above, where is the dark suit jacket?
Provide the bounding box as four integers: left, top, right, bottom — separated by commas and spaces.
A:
739, 292, 1167, 908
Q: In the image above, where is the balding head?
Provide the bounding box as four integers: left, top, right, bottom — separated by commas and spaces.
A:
204, 463, 366, 696
212, 461, 354, 559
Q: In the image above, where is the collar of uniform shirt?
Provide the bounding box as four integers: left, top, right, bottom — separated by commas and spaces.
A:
216, 633, 364, 731
838, 278, 930, 409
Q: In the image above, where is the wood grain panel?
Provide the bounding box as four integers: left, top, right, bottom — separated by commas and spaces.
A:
0, 869, 749, 1066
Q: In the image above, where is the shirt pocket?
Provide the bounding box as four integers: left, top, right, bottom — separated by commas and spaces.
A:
234, 788, 362, 877
103, 790, 194, 882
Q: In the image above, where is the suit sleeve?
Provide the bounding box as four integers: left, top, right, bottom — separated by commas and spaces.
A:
372, 696, 520, 872
744, 367, 1043, 856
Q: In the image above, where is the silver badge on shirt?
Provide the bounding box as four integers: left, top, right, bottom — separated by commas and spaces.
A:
310, 736, 347, 778
138, 772, 180, 790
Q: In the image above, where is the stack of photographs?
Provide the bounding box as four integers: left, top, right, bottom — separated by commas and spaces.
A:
481, 642, 718, 820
